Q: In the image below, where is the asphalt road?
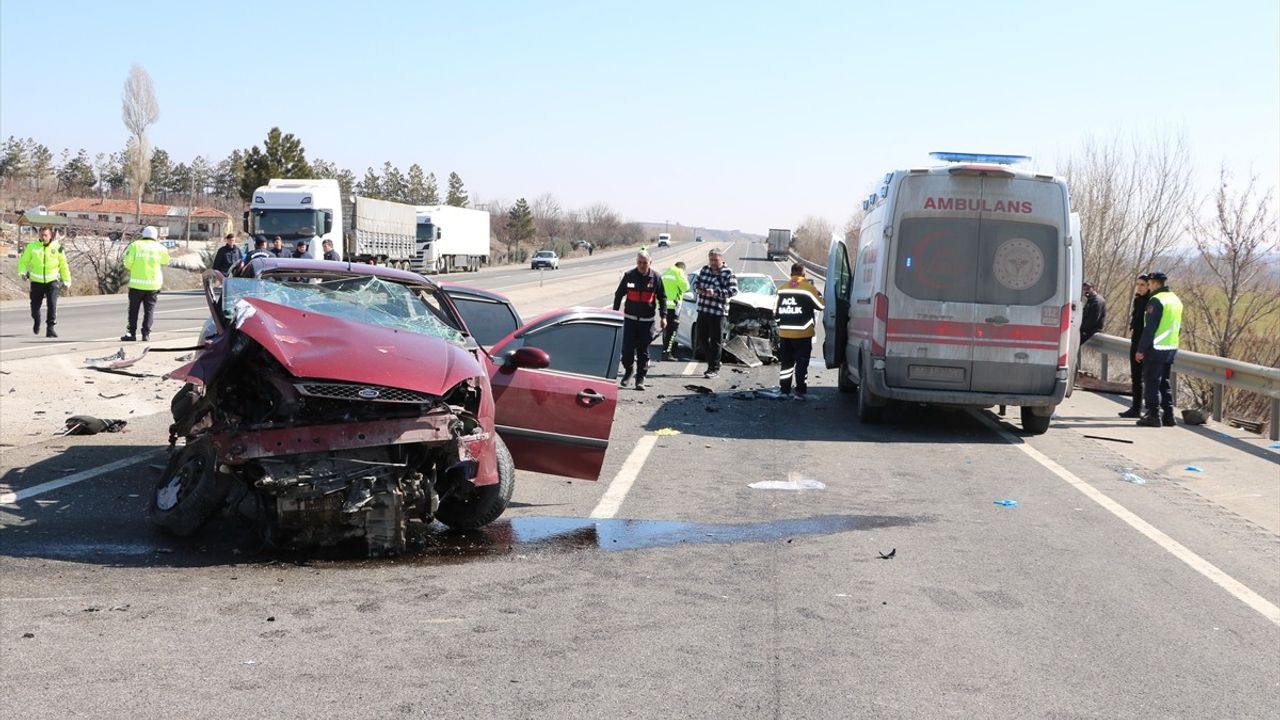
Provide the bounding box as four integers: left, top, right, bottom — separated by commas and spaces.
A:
1, 241, 1277, 719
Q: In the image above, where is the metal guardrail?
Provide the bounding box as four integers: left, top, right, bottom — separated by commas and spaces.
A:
1087, 333, 1280, 440
790, 249, 1279, 440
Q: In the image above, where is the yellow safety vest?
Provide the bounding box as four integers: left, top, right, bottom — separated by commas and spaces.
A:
1151, 291, 1182, 351
17, 240, 71, 284
123, 239, 171, 291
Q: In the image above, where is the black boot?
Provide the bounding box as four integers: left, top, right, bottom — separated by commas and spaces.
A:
1118, 406, 1142, 418
1162, 410, 1176, 427
619, 368, 633, 387
45, 328, 57, 338
1135, 413, 1162, 427
634, 378, 646, 391
32, 318, 39, 335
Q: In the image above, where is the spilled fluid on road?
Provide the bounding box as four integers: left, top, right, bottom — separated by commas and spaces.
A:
397, 513, 922, 563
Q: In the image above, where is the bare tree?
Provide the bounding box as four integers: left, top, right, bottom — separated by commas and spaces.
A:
531, 193, 563, 243
1063, 131, 1193, 329
792, 215, 834, 263
121, 64, 159, 222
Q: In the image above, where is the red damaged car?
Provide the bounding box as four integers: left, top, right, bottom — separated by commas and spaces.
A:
156, 259, 623, 555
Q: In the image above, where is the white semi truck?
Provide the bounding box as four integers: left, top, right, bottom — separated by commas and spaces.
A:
413, 205, 490, 273
245, 179, 417, 267
766, 228, 792, 260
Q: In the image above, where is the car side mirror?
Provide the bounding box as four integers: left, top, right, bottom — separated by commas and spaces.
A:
506, 346, 550, 370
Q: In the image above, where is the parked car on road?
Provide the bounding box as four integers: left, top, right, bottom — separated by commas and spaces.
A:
158, 258, 622, 555
531, 250, 560, 270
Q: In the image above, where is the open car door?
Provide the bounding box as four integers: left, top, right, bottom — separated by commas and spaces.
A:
487, 308, 624, 480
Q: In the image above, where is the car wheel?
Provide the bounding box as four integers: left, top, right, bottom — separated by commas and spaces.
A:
1020, 406, 1053, 435
436, 436, 515, 530
150, 436, 231, 537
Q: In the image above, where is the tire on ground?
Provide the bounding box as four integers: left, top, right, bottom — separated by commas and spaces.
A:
856, 358, 885, 423
1020, 406, 1053, 435
151, 437, 231, 537
436, 436, 515, 530
837, 359, 857, 394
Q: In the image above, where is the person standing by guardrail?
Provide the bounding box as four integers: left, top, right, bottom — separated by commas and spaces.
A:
693, 247, 738, 379
1081, 281, 1107, 344
613, 251, 666, 391
1134, 271, 1182, 427
17, 227, 71, 338
1119, 274, 1151, 418
660, 261, 689, 361
120, 226, 171, 342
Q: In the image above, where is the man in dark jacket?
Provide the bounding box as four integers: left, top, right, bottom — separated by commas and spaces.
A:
212, 233, 242, 275
1119, 274, 1150, 418
613, 252, 666, 391
1080, 281, 1107, 344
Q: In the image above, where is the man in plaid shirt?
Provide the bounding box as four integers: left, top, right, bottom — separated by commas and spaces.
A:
692, 248, 738, 378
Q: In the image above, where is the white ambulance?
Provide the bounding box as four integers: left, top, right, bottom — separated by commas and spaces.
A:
822, 153, 1083, 434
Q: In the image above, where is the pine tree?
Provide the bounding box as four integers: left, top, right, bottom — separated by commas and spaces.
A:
506, 197, 535, 257
406, 164, 428, 204
357, 167, 383, 198
446, 172, 469, 207
149, 148, 173, 199
0, 136, 28, 185
382, 161, 408, 203
240, 127, 312, 200
57, 148, 96, 193
213, 149, 245, 199
424, 172, 440, 204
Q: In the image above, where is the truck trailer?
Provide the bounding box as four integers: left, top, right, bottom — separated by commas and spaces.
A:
413, 205, 491, 273
766, 228, 792, 260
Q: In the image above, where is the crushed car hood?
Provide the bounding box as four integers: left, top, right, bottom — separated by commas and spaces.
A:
177, 298, 483, 396
730, 293, 776, 313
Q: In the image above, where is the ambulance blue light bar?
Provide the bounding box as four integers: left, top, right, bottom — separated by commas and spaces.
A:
930, 152, 1031, 165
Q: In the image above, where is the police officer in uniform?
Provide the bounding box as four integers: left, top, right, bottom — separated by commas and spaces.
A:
1119, 273, 1150, 418
659, 261, 689, 360
774, 263, 824, 400
612, 251, 666, 391
18, 227, 71, 338
121, 226, 171, 342
1134, 271, 1182, 427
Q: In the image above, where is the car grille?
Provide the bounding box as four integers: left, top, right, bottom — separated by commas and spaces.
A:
296, 383, 435, 404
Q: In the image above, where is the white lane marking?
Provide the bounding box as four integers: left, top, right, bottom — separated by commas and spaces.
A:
974, 411, 1280, 627
0, 452, 163, 505
589, 435, 659, 519
681, 362, 699, 376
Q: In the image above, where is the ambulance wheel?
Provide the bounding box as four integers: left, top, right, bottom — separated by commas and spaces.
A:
1020, 406, 1052, 435
856, 357, 885, 423
837, 359, 856, 394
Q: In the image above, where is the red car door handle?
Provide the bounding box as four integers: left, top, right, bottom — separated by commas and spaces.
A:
577, 389, 606, 406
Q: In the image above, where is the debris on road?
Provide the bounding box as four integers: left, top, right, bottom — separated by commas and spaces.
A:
21, 632, 34, 638
684, 384, 714, 395
993, 499, 1019, 507
1119, 471, 1147, 485
877, 548, 896, 560
1181, 408, 1208, 425
62, 416, 127, 435
97, 392, 127, 400
654, 428, 682, 436
1084, 434, 1134, 444
748, 473, 826, 491
84, 347, 150, 371
1185, 465, 1204, 473
1270, 443, 1280, 449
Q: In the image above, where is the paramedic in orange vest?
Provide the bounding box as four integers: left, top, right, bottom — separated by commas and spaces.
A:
774, 263, 825, 400
612, 251, 666, 391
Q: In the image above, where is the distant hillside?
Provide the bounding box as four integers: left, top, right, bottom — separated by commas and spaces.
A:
635, 223, 764, 246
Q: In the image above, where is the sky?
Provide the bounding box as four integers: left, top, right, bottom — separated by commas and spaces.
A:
2, 0, 1277, 233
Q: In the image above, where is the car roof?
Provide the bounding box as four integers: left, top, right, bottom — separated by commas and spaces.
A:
241, 258, 440, 289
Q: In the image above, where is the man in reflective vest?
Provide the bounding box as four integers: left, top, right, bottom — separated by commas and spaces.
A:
659, 261, 689, 361
1134, 271, 1182, 427
17, 226, 71, 338
774, 263, 825, 400
121, 226, 171, 342
612, 251, 666, 391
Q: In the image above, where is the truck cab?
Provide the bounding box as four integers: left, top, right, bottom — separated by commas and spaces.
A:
244, 179, 342, 260
822, 153, 1082, 434
657, 233, 672, 247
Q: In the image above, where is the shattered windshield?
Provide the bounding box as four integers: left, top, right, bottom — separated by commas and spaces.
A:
737, 276, 777, 295
222, 276, 465, 345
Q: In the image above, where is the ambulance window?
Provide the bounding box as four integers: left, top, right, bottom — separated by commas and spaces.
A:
977, 221, 1058, 305
895, 218, 979, 302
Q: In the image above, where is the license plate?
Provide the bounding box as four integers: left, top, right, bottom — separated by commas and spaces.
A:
909, 365, 964, 382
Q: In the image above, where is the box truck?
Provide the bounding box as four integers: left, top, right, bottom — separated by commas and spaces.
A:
414, 205, 490, 273
766, 229, 792, 260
